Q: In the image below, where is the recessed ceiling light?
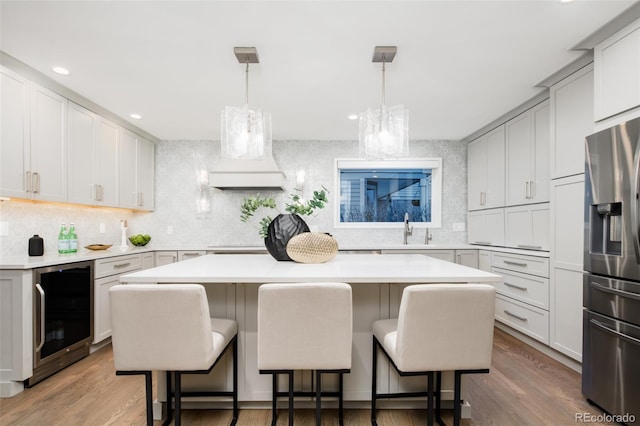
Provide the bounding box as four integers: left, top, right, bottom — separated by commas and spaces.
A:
130, 113, 142, 120
348, 114, 358, 120
52, 66, 70, 75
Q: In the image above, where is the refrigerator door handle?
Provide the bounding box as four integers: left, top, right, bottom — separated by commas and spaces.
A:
592, 281, 640, 301
590, 319, 640, 346
634, 140, 640, 263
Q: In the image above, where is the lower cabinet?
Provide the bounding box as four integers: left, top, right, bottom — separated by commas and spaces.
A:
381, 249, 478, 267
155, 251, 177, 266
93, 253, 151, 344
178, 250, 206, 261
455, 249, 478, 268
489, 252, 550, 344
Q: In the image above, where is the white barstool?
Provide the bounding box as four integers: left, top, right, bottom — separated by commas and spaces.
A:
258, 282, 353, 426
371, 283, 496, 426
110, 284, 238, 426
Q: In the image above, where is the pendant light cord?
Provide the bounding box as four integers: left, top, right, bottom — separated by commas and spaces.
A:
245, 61, 250, 105
381, 58, 386, 106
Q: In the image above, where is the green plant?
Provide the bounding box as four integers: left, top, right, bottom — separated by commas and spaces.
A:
240, 187, 329, 238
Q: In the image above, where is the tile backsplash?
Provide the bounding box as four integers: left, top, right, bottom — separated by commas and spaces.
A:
0, 139, 467, 256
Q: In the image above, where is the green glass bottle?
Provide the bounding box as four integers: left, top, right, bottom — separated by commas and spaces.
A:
68, 223, 78, 253
58, 223, 69, 254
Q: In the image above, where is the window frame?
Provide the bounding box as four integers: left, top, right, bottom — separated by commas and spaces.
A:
333, 158, 442, 229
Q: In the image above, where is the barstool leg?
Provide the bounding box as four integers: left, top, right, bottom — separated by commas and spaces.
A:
435, 371, 445, 426
175, 372, 182, 426
271, 373, 278, 426
163, 371, 173, 426
371, 337, 378, 426
144, 371, 153, 426
427, 371, 434, 426
454, 371, 462, 426
316, 370, 322, 426
339, 372, 345, 426
232, 338, 238, 426
288, 371, 294, 426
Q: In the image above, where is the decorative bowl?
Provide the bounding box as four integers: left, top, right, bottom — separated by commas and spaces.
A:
85, 244, 112, 251
129, 234, 151, 246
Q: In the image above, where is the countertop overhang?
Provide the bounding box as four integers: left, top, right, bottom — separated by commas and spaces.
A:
119, 253, 502, 284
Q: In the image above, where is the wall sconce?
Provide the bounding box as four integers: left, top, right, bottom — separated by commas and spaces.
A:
196, 169, 210, 213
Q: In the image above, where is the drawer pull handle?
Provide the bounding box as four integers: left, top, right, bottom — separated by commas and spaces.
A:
504, 310, 528, 322
113, 262, 131, 268
473, 241, 492, 245
517, 245, 542, 250
503, 260, 528, 267
592, 282, 640, 301
590, 319, 640, 346
504, 282, 527, 291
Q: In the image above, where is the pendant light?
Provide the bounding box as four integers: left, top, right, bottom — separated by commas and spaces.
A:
359, 46, 409, 158
221, 47, 272, 160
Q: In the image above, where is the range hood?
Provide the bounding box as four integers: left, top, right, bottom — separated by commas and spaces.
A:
209, 157, 286, 190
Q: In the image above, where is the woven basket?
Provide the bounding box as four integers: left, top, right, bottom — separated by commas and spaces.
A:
286, 232, 339, 264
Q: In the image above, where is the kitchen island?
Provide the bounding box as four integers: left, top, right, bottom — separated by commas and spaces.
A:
120, 253, 502, 415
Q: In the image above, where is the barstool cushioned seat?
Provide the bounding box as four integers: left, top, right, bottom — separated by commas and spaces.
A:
371, 283, 496, 426
110, 284, 238, 426
258, 282, 353, 426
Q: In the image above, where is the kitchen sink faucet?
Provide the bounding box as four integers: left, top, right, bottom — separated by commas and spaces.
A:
403, 213, 413, 245
425, 227, 432, 245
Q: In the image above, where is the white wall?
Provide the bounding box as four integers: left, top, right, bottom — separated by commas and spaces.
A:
0, 139, 468, 256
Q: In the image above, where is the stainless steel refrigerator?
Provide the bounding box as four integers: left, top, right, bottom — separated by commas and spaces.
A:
583, 116, 640, 424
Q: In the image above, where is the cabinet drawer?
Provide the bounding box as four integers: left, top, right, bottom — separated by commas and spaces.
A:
492, 267, 549, 310
492, 253, 549, 278
495, 294, 549, 344
95, 254, 142, 278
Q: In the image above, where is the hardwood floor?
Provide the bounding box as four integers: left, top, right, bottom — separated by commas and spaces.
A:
0, 328, 614, 425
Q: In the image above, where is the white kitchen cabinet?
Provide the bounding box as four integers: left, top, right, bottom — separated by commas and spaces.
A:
504, 203, 550, 251
178, 250, 206, 261
155, 251, 178, 266
467, 208, 505, 247
505, 100, 550, 206
478, 250, 492, 272
467, 126, 505, 211
0, 67, 30, 199
0, 270, 32, 397
490, 252, 550, 344
594, 18, 640, 121
455, 250, 478, 268
93, 254, 146, 344
1, 70, 68, 202
141, 252, 155, 269
118, 129, 155, 210
136, 137, 155, 210
550, 65, 594, 179
550, 175, 585, 361
67, 103, 119, 207
28, 83, 68, 202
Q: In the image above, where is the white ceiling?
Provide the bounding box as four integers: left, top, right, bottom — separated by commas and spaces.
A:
0, 1, 636, 141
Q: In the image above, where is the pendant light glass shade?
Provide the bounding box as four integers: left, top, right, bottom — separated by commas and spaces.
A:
359, 46, 409, 159
359, 104, 408, 158
221, 47, 271, 160
221, 104, 272, 159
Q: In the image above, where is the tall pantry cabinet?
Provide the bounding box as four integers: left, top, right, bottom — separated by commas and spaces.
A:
549, 64, 593, 362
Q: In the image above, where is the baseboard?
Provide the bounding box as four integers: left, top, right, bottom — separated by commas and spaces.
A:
0, 380, 25, 397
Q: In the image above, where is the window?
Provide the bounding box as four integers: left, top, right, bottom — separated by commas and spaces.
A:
334, 158, 442, 228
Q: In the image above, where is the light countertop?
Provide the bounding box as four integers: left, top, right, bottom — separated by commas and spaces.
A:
119, 253, 503, 284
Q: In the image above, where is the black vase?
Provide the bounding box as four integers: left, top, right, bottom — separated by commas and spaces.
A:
264, 214, 310, 261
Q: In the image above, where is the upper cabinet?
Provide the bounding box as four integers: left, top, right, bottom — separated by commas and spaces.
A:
467, 126, 505, 211
1, 69, 68, 201
505, 100, 550, 206
594, 18, 640, 122
68, 102, 119, 206
119, 129, 155, 211
550, 65, 594, 179
1, 67, 30, 198
1, 65, 155, 210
